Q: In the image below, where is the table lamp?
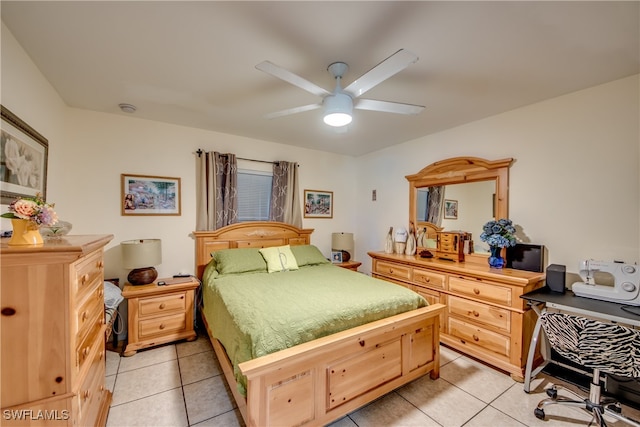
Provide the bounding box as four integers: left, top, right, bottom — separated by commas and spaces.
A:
121, 239, 162, 286
331, 232, 354, 262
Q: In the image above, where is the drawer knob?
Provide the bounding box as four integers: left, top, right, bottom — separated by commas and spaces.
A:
473, 334, 480, 342
422, 277, 430, 282
81, 311, 88, 321
159, 303, 166, 309
82, 390, 91, 400
159, 323, 166, 330
473, 288, 480, 295
472, 310, 480, 317
97, 261, 104, 269
389, 269, 394, 273
81, 274, 89, 284
82, 347, 91, 357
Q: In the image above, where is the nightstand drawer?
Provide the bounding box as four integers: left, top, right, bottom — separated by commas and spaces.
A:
139, 313, 187, 338
448, 276, 512, 306
447, 296, 510, 332
138, 292, 187, 317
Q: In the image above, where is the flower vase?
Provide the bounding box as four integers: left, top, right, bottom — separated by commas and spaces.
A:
8, 219, 44, 246
488, 246, 505, 268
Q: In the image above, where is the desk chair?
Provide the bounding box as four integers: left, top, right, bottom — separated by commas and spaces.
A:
533, 312, 640, 427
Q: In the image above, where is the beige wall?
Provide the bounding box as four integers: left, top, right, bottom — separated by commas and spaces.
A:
3, 22, 639, 284
355, 74, 640, 277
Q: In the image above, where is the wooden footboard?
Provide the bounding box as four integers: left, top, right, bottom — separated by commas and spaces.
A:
203, 303, 444, 427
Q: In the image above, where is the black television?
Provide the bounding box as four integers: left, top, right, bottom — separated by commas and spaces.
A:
506, 243, 545, 273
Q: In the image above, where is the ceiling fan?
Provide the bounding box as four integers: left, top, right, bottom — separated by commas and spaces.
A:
256, 49, 425, 127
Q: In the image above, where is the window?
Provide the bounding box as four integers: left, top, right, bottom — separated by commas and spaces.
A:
237, 169, 272, 221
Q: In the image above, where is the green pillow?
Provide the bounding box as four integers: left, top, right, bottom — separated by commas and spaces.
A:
259, 245, 299, 273
213, 248, 267, 275
290, 245, 330, 266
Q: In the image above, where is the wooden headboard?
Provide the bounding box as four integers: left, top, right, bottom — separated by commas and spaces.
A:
193, 221, 314, 279
416, 221, 443, 243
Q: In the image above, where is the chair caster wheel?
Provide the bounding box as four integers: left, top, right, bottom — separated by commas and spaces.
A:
546, 388, 558, 399
534, 408, 546, 420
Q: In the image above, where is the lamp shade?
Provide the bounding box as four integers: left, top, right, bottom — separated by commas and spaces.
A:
323, 93, 353, 127
121, 239, 162, 285
332, 232, 354, 261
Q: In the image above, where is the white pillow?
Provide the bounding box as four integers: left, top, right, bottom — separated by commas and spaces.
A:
259, 245, 300, 273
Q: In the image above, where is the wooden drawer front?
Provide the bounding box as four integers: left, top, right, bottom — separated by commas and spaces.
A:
374, 261, 411, 281
75, 285, 104, 343
328, 337, 402, 410
73, 250, 104, 302
139, 293, 186, 317
76, 324, 103, 373
76, 346, 106, 427
139, 313, 187, 338
413, 268, 446, 289
448, 317, 510, 358
447, 296, 510, 332
448, 276, 512, 306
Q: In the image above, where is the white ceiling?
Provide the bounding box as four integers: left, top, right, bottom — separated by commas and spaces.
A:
2, 1, 638, 156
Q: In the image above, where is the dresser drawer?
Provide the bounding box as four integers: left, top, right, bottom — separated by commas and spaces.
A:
447, 317, 510, 358
448, 276, 512, 306
72, 250, 105, 303
413, 268, 446, 289
374, 261, 411, 281
447, 296, 510, 332
75, 344, 106, 427
76, 324, 104, 373
138, 292, 187, 317
75, 285, 104, 343
139, 313, 187, 338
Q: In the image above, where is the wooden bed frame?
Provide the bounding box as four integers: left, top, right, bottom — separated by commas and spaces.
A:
193, 221, 444, 427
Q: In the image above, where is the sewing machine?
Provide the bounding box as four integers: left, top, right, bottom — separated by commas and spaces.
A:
572, 259, 640, 305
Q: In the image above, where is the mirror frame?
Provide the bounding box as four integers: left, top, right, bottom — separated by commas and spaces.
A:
407, 156, 513, 260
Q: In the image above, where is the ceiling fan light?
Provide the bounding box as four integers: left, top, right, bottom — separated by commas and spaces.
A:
323, 93, 353, 127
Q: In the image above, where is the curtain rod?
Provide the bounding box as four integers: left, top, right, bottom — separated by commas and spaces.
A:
196, 149, 298, 166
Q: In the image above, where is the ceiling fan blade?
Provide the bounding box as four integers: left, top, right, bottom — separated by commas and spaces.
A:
264, 103, 321, 119
345, 49, 419, 98
354, 99, 425, 115
256, 61, 330, 98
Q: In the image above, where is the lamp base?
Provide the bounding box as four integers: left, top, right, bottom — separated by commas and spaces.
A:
128, 267, 158, 286
340, 250, 351, 262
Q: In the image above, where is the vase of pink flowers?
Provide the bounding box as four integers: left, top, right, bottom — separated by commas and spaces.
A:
2, 194, 57, 246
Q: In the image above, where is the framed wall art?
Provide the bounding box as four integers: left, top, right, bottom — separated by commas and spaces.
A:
304, 189, 333, 218
0, 105, 49, 205
331, 251, 343, 263
443, 199, 458, 219
121, 174, 181, 216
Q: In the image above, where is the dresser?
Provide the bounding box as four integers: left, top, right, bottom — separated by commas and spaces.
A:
1, 235, 113, 426
369, 251, 545, 379
122, 278, 199, 357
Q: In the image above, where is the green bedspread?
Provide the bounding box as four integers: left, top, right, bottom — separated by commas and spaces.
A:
201, 263, 427, 396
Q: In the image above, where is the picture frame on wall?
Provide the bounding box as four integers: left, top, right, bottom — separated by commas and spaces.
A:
121, 174, 181, 216
443, 199, 458, 219
303, 189, 333, 218
0, 105, 49, 205
331, 251, 343, 263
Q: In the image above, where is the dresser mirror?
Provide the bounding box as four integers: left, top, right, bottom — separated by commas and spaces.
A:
407, 157, 513, 261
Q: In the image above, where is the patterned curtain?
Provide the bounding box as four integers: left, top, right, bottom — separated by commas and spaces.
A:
195, 151, 238, 230
426, 185, 444, 226
269, 161, 302, 227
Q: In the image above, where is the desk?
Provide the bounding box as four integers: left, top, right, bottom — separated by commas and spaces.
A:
521, 287, 640, 393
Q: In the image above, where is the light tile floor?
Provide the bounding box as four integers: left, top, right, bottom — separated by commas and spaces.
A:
105, 334, 640, 427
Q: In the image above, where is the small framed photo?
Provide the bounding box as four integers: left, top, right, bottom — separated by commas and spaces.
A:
122, 174, 181, 216
443, 199, 458, 219
331, 251, 343, 263
0, 106, 49, 204
304, 189, 333, 218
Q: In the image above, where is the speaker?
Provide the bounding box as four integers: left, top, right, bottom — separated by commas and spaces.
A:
546, 264, 566, 293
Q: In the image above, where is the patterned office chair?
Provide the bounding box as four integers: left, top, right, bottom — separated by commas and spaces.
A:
534, 312, 640, 427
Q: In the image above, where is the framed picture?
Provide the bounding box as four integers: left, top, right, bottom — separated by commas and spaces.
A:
331, 251, 343, 263
443, 199, 458, 219
121, 174, 181, 216
304, 189, 333, 218
0, 106, 49, 204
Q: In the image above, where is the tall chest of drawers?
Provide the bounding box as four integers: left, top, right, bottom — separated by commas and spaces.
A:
1, 235, 113, 426
369, 251, 544, 379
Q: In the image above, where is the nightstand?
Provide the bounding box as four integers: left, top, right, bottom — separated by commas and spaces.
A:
122, 278, 199, 356
335, 260, 362, 272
